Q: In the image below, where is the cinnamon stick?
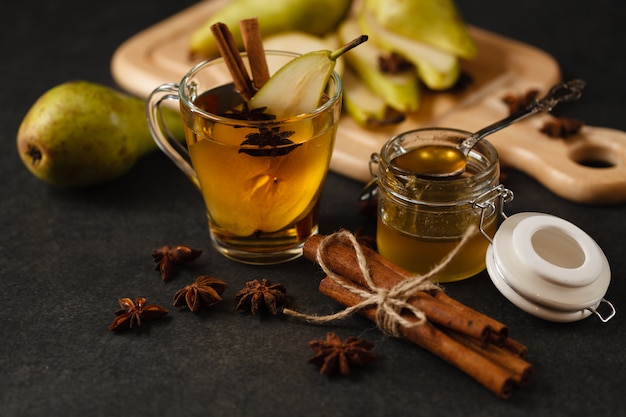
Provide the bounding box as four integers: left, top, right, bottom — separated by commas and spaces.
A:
400, 289, 491, 343
303, 234, 508, 344
210, 22, 255, 100
501, 335, 529, 358
446, 330, 532, 387
239, 18, 270, 89
318, 275, 517, 399
431, 289, 509, 343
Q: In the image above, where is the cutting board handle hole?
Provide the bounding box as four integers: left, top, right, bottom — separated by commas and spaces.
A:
569, 143, 618, 169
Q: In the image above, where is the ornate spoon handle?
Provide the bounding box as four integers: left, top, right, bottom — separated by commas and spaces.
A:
460, 78, 586, 153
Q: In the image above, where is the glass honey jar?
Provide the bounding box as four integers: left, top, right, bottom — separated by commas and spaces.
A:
370, 128, 513, 282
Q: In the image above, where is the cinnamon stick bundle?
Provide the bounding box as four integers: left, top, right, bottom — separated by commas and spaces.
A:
318, 276, 520, 399
303, 232, 532, 399
303, 234, 512, 346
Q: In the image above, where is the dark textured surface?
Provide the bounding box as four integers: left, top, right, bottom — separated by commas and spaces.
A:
1, 1, 625, 416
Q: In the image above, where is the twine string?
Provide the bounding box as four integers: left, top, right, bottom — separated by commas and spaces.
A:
284, 226, 477, 336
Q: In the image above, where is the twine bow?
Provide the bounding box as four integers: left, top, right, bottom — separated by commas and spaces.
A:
284, 227, 477, 336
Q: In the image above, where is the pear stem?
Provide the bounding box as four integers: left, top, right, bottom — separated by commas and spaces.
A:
330, 35, 369, 61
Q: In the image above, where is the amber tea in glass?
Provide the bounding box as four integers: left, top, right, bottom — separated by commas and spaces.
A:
147, 52, 342, 264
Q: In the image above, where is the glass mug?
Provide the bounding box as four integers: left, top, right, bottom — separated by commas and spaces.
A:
147, 51, 342, 264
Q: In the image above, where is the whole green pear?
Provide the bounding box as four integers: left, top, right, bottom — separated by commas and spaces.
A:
16, 81, 183, 187
189, 0, 353, 58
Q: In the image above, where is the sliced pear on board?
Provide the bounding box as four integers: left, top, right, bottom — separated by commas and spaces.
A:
189, 0, 352, 58
358, 9, 460, 90
342, 67, 405, 127
364, 0, 477, 59
338, 18, 420, 113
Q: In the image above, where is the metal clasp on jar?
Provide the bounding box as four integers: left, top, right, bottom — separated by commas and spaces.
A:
588, 299, 616, 322
471, 184, 514, 244
359, 153, 381, 203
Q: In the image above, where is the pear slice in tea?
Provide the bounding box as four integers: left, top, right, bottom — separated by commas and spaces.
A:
248, 35, 368, 119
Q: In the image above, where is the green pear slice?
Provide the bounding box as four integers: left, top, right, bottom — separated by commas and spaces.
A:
249, 35, 367, 119
364, 0, 477, 59
248, 52, 333, 119
342, 68, 404, 127
263, 31, 345, 76
342, 68, 387, 126
338, 18, 420, 113
359, 9, 460, 90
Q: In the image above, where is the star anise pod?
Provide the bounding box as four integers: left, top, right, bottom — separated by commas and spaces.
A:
308, 332, 376, 376
443, 70, 474, 93
235, 278, 290, 315
539, 117, 584, 138
501, 89, 540, 115
222, 104, 277, 121
173, 275, 228, 312
378, 52, 414, 74
109, 297, 169, 332
238, 127, 301, 157
152, 245, 202, 281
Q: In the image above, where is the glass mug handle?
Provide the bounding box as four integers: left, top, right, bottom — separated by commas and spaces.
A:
146, 83, 200, 188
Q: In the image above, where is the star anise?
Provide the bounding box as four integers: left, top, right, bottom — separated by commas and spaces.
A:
235, 278, 290, 315
443, 70, 474, 93
222, 104, 277, 121
378, 52, 414, 74
539, 117, 584, 138
238, 127, 301, 157
173, 275, 227, 312
109, 297, 169, 332
152, 245, 202, 281
308, 332, 376, 376
501, 89, 540, 115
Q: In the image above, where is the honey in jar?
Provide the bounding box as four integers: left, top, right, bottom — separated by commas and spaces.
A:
372, 128, 511, 282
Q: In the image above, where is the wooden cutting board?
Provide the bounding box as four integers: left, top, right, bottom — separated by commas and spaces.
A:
111, 0, 626, 204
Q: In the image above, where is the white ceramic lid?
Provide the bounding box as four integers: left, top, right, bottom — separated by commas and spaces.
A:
486, 212, 612, 322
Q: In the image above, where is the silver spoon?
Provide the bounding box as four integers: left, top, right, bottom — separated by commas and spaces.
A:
407, 78, 586, 178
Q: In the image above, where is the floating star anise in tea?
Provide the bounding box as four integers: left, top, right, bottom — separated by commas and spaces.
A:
173, 275, 228, 312
109, 297, 169, 332
308, 332, 376, 376
222, 104, 276, 121
152, 245, 202, 281
238, 127, 301, 157
235, 278, 290, 315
